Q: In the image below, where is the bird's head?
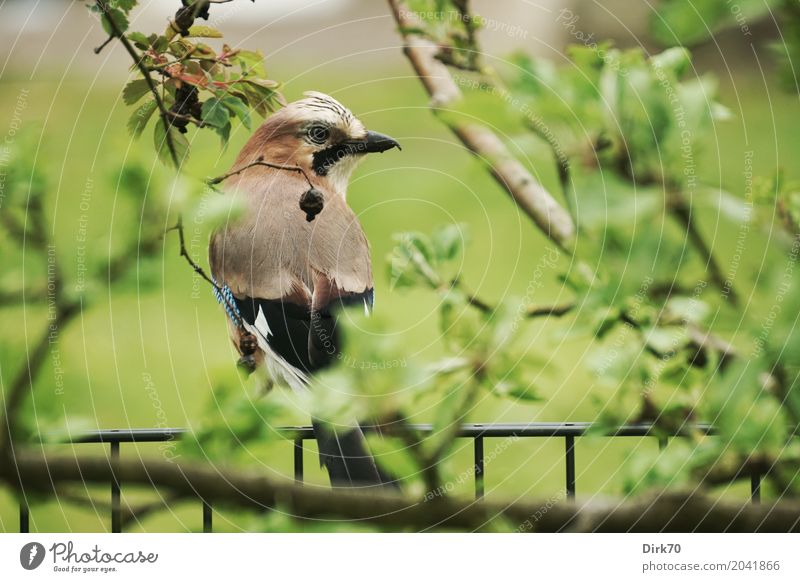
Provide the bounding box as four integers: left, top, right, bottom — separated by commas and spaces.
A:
238, 91, 400, 195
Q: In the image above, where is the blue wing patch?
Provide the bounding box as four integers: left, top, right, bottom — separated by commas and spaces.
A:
212, 277, 243, 327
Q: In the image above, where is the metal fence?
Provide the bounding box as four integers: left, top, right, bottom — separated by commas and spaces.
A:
18, 422, 761, 533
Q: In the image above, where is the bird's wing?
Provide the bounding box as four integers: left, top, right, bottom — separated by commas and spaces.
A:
209, 166, 373, 378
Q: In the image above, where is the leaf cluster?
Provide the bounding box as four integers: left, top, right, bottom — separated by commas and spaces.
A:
93, 0, 283, 167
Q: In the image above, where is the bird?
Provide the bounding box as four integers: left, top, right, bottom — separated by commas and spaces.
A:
208, 91, 400, 489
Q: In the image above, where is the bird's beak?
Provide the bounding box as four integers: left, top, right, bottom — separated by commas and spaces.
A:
349, 131, 401, 154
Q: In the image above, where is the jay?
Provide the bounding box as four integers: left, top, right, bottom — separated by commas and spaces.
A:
208, 92, 400, 488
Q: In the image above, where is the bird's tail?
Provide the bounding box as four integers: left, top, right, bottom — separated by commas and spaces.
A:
312, 420, 397, 489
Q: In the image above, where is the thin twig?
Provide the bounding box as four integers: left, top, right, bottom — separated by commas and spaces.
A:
776, 195, 800, 239
93, 34, 114, 54
208, 157, 314, 189
169, 217, 243, 328
95, 0, 180, 168
172, 215, 218, 289
452, 279, 575, 319
526, 302, 575, 318
669, 190, 738, 304
526, 121, 572, 214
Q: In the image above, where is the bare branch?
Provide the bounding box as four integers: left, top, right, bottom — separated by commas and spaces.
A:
669, 192, 739, 305
526, 302, 576, 318
387, 0, 576, 252
208, 157, 314, 189
168, 217, 244, 328
452, 279, 575, 319
6, 449, 800, 531
0, 298, 80, 458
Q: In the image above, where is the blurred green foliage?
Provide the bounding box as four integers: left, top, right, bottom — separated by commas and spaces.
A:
651, 0, 800, 96
650, 0, 781, 46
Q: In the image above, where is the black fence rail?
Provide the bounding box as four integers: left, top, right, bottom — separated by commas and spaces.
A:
18, 421, 756, 533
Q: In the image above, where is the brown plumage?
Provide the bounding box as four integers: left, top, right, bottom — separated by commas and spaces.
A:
208, 92, 400, 487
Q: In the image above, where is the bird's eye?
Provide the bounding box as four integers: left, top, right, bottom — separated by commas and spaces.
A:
307, 125, 330, 144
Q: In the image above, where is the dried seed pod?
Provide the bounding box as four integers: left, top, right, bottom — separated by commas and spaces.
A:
299, 188, 324, 222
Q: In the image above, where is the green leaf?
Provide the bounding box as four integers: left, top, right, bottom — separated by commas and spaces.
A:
185, 25, 223, 38
708, 360, 787, 455
364, 435, 422, 484
624, 440, 695, 493
243, 78, 280, 90
153, 118, 189, 168
201, 97, 231, 129
220, 95, 251, 130
127, 98, 157, 137
388, 231, 441, 290
168, 40, 195, 60
643, 326, 688, 355
100, 6, 129, 36
126, 31, 150, 50
493, 381, 541, 402
699, 188, 750, 223
111, 0, 137, 12
650, 47, 691, 78
152, 35, 169, 53
218, 121, 232, 148
236, 49, 266, 77
122, 78, 150, 105
427, 382, 469, 454
431, 223, 467, 262
665, 296, 709, 325
238, 82, 273, 116
650, 0, 778, 46
438, 287, 482, 353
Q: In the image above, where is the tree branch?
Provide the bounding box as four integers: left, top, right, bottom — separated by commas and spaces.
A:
0, 286, 47, 309
451, 278, 576, 319
95, 0, 180, 168
6, 448, 800, 532
387, 0, 576, 252
0, 191, 83, 458
669, 191, 739, 304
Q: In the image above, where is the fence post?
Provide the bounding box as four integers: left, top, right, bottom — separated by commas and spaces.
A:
751, 471, 762, 504
294, 438, 304, 483
565, 435, 576, 499
474, 436, 484, 499
203, 501, 213, 532
110, 441, 121, 533
19, 502, 29, 533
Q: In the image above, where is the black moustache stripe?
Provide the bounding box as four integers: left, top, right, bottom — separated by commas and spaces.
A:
312, 142, 365, 175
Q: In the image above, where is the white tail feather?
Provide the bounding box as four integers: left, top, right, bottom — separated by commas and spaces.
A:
244, 307, 309, 392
